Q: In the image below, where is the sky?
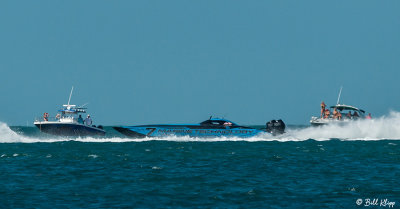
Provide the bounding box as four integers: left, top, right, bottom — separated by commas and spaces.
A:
0, 0, 399, 126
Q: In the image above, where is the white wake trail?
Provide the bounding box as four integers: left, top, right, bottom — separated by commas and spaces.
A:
282, 111, 400, 141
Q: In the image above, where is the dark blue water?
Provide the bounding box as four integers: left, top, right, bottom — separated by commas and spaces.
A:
1, 125, 399, 208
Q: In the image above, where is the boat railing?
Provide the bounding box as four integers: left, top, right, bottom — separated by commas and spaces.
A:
34, 115, 77, 123
311, 114, 363, 122
34, 116, 59, 122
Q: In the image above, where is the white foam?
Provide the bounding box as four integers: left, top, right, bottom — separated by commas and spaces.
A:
1, 112, 400, 143
88, 154, 99, 158
0, 122, 34, 143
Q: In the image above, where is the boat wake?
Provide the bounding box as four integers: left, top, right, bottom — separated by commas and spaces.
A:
2, 111, 400, 143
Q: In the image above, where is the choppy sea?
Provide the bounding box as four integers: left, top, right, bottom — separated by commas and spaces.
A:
1, 113, 400, 208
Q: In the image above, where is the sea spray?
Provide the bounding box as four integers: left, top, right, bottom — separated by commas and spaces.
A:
286, 111, 400, 141
0, 122, 29, 143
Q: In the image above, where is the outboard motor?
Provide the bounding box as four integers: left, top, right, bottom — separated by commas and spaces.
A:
266, 119, 286, 136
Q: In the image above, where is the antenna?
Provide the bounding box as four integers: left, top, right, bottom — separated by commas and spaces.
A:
67, 86, 74, 106
336, 86, 343, 105
79, 103, 89, 108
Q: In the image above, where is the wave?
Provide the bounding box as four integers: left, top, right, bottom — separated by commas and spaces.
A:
2, 112, 400, 143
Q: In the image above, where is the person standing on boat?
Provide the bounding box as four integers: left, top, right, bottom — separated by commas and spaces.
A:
43, 112, 49, 121
320, 101, 326, 118
78, 115, 84, 124
84, 115, 92, 126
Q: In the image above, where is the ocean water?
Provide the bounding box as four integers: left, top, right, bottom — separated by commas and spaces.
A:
1, 113, 400, 208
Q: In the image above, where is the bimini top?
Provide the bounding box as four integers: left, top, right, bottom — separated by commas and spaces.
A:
200, 118, 239, 126
58, 104, 87, 114
329, 104, 365, 113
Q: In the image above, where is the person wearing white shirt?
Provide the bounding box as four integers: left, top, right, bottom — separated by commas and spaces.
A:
84, 115, 92, 126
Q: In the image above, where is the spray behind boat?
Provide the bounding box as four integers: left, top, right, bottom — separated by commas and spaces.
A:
266, 119, 286, 136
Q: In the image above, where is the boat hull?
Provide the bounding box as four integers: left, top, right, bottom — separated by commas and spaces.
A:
310, 117, 353, 127
114, 125, 264, 138
34, 122, 106, 137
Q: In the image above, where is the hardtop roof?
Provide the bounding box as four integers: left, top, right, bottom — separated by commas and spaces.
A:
329, 104, 365, 113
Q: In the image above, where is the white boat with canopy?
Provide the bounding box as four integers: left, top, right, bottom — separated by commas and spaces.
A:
310, 87, 368, 126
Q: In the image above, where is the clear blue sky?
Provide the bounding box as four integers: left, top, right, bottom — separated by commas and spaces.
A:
1, 1, 399, 126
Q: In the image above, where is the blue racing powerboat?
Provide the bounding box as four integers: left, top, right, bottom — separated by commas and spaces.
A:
113, 117, 285, 138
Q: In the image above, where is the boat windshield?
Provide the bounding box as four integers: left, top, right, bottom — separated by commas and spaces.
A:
200, 119, 238, 126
